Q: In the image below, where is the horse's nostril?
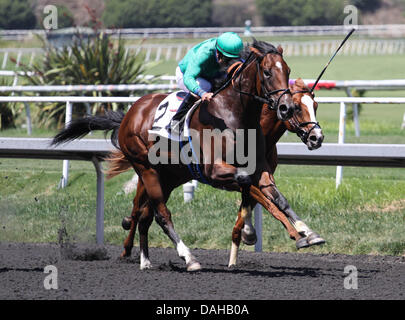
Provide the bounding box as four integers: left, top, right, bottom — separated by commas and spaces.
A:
310, 135, 317, 142
279, 104, 287, 113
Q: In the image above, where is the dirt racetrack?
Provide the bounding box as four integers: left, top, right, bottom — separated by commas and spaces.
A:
0, 242, 404, 300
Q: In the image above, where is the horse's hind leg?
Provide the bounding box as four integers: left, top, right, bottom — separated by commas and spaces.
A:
141, 168, 201, 271
138, 203, 153, 270
121, 180, 148, 258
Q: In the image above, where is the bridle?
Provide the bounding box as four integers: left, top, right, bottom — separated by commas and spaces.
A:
251, 55, 291, 111
213, 50, 291, 111
288, 89, 322, 144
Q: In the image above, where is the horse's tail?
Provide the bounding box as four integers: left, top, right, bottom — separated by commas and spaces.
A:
51, 110, 125, 149
104, 149, 132, 180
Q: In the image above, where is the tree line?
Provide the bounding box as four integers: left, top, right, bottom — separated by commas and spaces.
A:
0, 0, 385, 30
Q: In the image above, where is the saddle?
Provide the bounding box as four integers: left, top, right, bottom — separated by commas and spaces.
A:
148, 91, 199, 141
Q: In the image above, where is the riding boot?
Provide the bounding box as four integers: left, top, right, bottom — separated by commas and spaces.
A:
168, 93, 196, 135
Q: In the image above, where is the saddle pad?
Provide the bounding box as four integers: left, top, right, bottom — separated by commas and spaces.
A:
148, 91, 199, 141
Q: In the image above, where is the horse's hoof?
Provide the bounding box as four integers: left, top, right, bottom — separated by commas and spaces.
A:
120, 250, 131, 258
235, 170, 252, 188
242, 231, 257, 246
296, 237, 310, 249
140, 261, 153, 270
307, 232, 326, 246
187, 260, 202, 272
121, 216, 132, 230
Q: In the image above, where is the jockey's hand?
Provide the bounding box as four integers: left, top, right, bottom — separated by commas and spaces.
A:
201, 92, 214, 102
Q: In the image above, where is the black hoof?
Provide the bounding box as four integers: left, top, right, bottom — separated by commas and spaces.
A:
242, 231, 257, 246
121, 216, 132, 230
307, 232, 326, 246
296, 237, 310, 249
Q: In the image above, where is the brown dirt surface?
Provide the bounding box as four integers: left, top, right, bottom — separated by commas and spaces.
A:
0, 242, 404, 300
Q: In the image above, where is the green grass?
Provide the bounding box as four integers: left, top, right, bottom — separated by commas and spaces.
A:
0, 158, 404, 256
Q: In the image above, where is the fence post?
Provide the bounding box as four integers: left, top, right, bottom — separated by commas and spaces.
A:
92, 156, 105, 245
60, 101, 72, 189
336, 101, 346, 188
183, 182, 195, 203
2, 52, 8, 69
254, 204, 262, 252
23, 102, 32, 136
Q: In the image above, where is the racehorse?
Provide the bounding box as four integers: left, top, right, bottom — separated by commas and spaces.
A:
52, 40, 300, 271
228, 77, 325, 267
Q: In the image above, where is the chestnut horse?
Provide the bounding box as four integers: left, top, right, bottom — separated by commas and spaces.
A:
228, 78, 325, 267
52, 40, 301, 271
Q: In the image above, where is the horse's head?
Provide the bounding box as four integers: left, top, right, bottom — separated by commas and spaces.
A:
247, 40, 295, 121
287, 78, 324, 150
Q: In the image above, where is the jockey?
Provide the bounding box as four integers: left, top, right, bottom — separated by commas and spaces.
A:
169, 32, 244, 130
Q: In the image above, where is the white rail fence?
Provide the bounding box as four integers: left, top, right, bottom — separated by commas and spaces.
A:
2, 75, 405, 92
1, 39, 404, 70
2, 24, 405, 40
0, 95, 404, 189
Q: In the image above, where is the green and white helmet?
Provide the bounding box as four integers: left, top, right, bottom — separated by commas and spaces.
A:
216, 32, 243, 58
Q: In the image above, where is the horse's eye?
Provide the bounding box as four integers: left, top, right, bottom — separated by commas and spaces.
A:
263, 70, 271, 78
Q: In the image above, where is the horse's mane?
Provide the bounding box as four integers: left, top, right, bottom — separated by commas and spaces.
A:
240, 38, 280, 62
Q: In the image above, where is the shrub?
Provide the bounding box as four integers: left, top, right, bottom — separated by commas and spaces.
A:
0, 0, 37, 29
212, 2, 252, 27
350, 0, 382, 12
102, 0, 212, 28
20, 31, 154, 128
256, 0, 345, 26
0, 78, 19, 130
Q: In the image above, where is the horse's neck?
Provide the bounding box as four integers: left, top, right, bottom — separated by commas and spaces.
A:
261, 109, 286, 147
208, 84, 262, 130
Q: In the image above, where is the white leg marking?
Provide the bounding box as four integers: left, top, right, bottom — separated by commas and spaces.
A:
140, 251, 152, 270
242, 206, 254, 235
228, 242, 239, 267
176, 240, 194, 264
243, 219, 255, 235
293, 220, 311, 236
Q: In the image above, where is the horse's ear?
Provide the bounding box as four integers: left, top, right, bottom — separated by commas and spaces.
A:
249, 46, 264, 60
295, 77, 306, 88
277, 45, 283, 55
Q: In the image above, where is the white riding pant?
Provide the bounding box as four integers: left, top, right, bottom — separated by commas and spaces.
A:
175, 66, 212, 94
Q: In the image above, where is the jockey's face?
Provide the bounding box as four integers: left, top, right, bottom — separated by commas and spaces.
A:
216, 50, 232, 66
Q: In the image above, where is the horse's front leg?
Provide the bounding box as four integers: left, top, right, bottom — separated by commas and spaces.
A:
257, 171, 325, 248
